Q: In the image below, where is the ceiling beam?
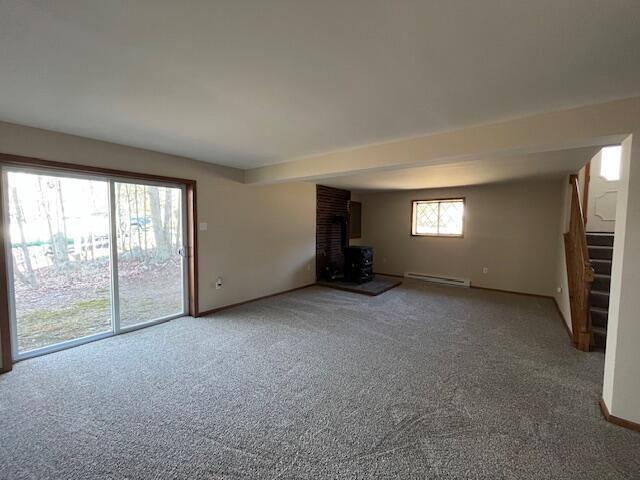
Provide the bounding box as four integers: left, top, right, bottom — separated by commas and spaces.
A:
245, 96, 640, 184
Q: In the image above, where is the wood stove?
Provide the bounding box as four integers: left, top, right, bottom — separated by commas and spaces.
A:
344, 246, 374, 284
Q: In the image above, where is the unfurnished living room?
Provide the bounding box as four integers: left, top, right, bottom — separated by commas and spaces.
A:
1, 2, 640, 479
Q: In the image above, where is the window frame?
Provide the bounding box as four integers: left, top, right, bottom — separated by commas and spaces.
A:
410, 197, 465, 238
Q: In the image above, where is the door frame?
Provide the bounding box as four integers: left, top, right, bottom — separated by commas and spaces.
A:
0, 152, 198, 372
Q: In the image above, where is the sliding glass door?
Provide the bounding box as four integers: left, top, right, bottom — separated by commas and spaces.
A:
114, 182, 186, 328
3, 167, 187, 360
5, 170, 113, 355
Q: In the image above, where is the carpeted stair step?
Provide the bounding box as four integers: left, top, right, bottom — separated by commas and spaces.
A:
590, 306, 608, 328
592, 274, 611, 292
590, 290, 610, 309
591, 259, 612, 275
588, 245, 613, 260
586, 233, 614, 247
592, 326, 607, 350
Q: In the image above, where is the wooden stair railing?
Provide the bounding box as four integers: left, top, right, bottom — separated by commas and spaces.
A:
564, 175, 595, 351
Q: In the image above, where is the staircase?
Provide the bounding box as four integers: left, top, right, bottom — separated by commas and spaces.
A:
587, 233, 614, 349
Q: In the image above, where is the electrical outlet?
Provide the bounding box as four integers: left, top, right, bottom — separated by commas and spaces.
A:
482, 267, 488, 274
199, 222, 208, 231
557, 286, 562, 293
383, 257, 387, 263
307, 263, 311, 271
215, 277, 223, 289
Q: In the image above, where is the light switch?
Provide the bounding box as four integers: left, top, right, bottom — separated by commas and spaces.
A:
199, 222, 208, 231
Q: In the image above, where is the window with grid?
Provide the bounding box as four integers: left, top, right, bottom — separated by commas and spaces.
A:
411, 199, 464, 236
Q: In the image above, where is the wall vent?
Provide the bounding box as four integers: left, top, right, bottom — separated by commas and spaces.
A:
404, 272, 470, 287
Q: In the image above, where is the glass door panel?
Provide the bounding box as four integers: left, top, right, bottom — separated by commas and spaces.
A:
5, 170, 113, 355
114, 182, 185, 328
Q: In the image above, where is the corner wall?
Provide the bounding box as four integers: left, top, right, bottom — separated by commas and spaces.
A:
358, 178, 565, 296
603, 133, 640, 425
554, 176, 573, 332
0, 121, 316, 369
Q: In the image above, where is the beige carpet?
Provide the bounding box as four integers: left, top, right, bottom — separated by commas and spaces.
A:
1, 280, 638, 479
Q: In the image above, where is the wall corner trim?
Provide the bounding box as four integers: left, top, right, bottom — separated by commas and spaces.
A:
599, 398, 640, 433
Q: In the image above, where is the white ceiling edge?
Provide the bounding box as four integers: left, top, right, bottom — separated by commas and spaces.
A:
265, 95, 633, 169
0, 119, 245, 181
245, 95, 638, 185
317, 147, 599, 193
0, 118, 604, 193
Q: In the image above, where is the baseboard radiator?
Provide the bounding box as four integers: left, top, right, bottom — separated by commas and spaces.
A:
404, 272, 470, 287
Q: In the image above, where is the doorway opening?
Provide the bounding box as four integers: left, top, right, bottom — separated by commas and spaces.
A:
581, 145, 622, 349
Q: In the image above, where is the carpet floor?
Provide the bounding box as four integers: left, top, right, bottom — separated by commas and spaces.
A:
1, 281, 639, 479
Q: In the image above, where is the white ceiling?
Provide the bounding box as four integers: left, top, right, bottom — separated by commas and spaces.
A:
0, 1, 639, 169
320, 147, 598, 192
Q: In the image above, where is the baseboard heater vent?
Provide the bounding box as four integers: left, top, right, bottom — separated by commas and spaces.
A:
404, 272, 470, 287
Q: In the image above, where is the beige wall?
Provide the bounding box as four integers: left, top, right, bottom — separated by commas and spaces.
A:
0, 122, 316, 369
554, 176, 573, 331
603, 133, 640, 424
358, 178, 565, 296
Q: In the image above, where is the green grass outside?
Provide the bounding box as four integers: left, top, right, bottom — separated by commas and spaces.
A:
16, 293, 182, 352
17, 297, 112, 351
19, 298, 111, 324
